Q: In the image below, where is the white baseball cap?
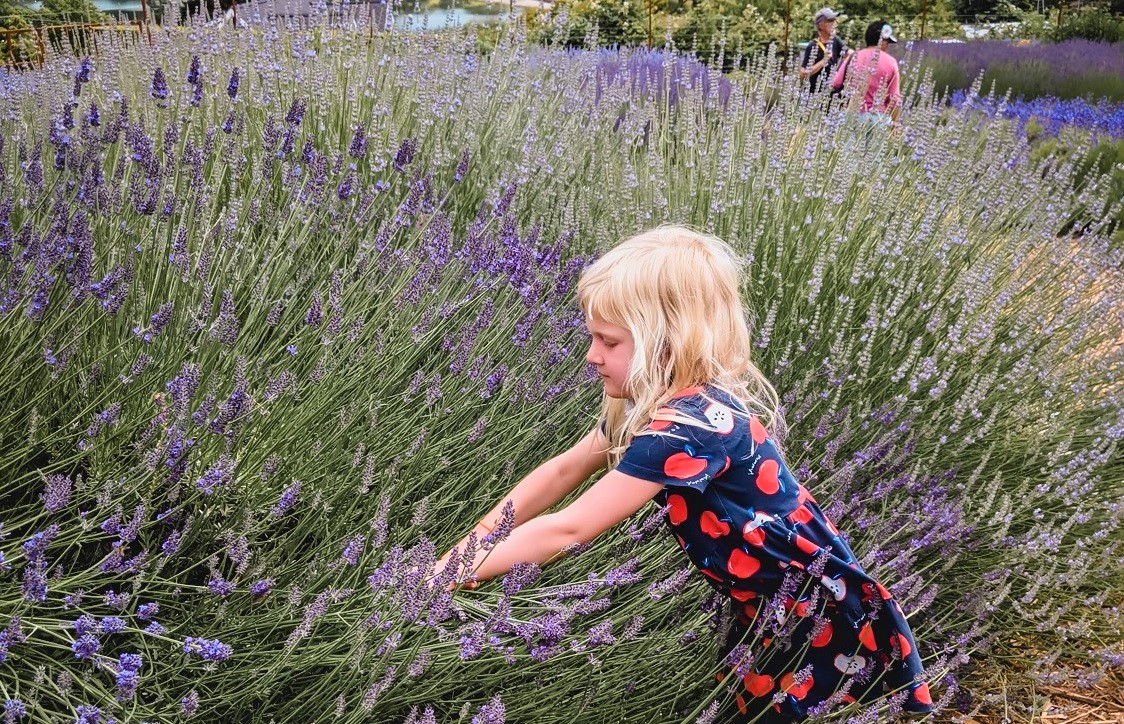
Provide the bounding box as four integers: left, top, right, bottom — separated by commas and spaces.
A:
881, 23, 899, 43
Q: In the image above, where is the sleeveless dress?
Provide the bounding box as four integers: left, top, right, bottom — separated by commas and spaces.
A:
615, 386, 932, 721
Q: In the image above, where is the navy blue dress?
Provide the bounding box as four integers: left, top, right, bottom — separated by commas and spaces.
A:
615, 386, 932, 720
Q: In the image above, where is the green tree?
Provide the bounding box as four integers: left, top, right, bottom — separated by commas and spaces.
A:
535, 0, 647, 47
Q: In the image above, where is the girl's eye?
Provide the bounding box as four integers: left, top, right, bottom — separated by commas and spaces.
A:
604, 342, 617, 350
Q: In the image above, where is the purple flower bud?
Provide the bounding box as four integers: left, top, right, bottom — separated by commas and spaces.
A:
250, 579, 275, 599
75, 57, 92, 83
226, 67, 240, 100
72, 633, 100, 659
454, 149, 470, 182
42, 474, 72, 513
183, 636, 232, 662
100, 617, 126, 635
137, 602, 159, 620
181, 690, 200, 716
304, 293, 323, 327
207, 577, 235, 597
348, 126, 367, 158
3, 699, 27, 722
104, 590, 130, 610
187, 55, 201, 84
115, 653, 142, 701
340, 535, 364, 566
472, 695, 505, 724
195, 454, 234, 496
75, 705, 101, 724
87, 102, 100, 127
150, 67, 169, 101
393, 138, 417, 172
270, 480, 301, 517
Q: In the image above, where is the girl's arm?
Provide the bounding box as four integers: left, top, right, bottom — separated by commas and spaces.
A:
438, 425, 610, 567
464, 469, 664, 582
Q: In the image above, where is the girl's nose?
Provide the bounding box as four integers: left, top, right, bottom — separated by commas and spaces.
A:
586, 344, 600, 366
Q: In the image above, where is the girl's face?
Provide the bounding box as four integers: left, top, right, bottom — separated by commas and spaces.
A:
585, 315, 635, 399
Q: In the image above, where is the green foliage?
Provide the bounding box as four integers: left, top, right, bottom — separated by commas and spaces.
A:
531, 0, 646, 47
1052, 5, 1124, 42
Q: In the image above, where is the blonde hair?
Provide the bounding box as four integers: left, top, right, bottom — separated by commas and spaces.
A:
577, 225, 782, 463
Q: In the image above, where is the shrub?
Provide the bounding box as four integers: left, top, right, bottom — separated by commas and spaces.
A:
0, 25, 1121, 723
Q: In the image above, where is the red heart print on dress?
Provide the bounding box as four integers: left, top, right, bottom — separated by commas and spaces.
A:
788, 505, 814, 524
731, 588, 757, 602
859, 621, 877, 651
911, 682, 933, 705
699, 510, 730, 538
749, 417, 768, 445
779, 672, 814, 700
665, 444, 709, 479
794, 534, 820, 557
667, 494, 688, 525
891, 632, 913, 657
742, 671, 774, 697
648, 407, 678, 431
755, 459, 781, 494
811, 621, 834, 647
727, 549, 760, 578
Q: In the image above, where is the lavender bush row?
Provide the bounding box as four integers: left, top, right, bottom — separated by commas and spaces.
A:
948, 90, 1124, 140
0, 19, 1121, 723
905, 39, 1124, 102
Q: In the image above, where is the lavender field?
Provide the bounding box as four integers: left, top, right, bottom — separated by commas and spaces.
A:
0, 18, 1122, 723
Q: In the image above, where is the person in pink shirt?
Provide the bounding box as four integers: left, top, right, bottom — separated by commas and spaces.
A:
831, 21, 902, 123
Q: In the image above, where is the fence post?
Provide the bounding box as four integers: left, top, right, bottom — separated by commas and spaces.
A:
139, 0, 153, 44
35, 26, 45, 68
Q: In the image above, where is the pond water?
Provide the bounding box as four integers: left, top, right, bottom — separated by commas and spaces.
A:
394, 3, 518, 30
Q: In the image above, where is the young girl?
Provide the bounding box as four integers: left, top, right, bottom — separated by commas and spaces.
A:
436, 226, 932, 721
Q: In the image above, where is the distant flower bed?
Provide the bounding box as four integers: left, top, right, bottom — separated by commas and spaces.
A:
950, 91, 1124, 139
907, 39, 1124, 103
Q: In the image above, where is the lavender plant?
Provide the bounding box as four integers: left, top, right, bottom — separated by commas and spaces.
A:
0, 17, 1121, 724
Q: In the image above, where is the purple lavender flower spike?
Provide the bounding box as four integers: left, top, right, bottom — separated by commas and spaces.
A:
87, 103, 100, 127
137, 602, 159, 620
186, 55, 201, 84
341, 534, 365, 566
182, 636, 232, 662
75, 705, 101, 724
150, 68, 169, 101
304, 292, 323, 327
42, 474, 72, 513
72, 633, 100, 659
114, 653, 142, 701
348, 126, 367, 159
104, 590, 130, 610
75, 57, 92, 84
181, 690, 199, 717
207, 577, 234, 597
226, 67, 240, 100
195, 454, 234, 495
270, 480, 301, 517
250, 579, 275, 599
454, 149, 470, 182
472, 695, 505, 724
393, 138, 417, 172
3, 699, 27, 723
100, 617, 126, 635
